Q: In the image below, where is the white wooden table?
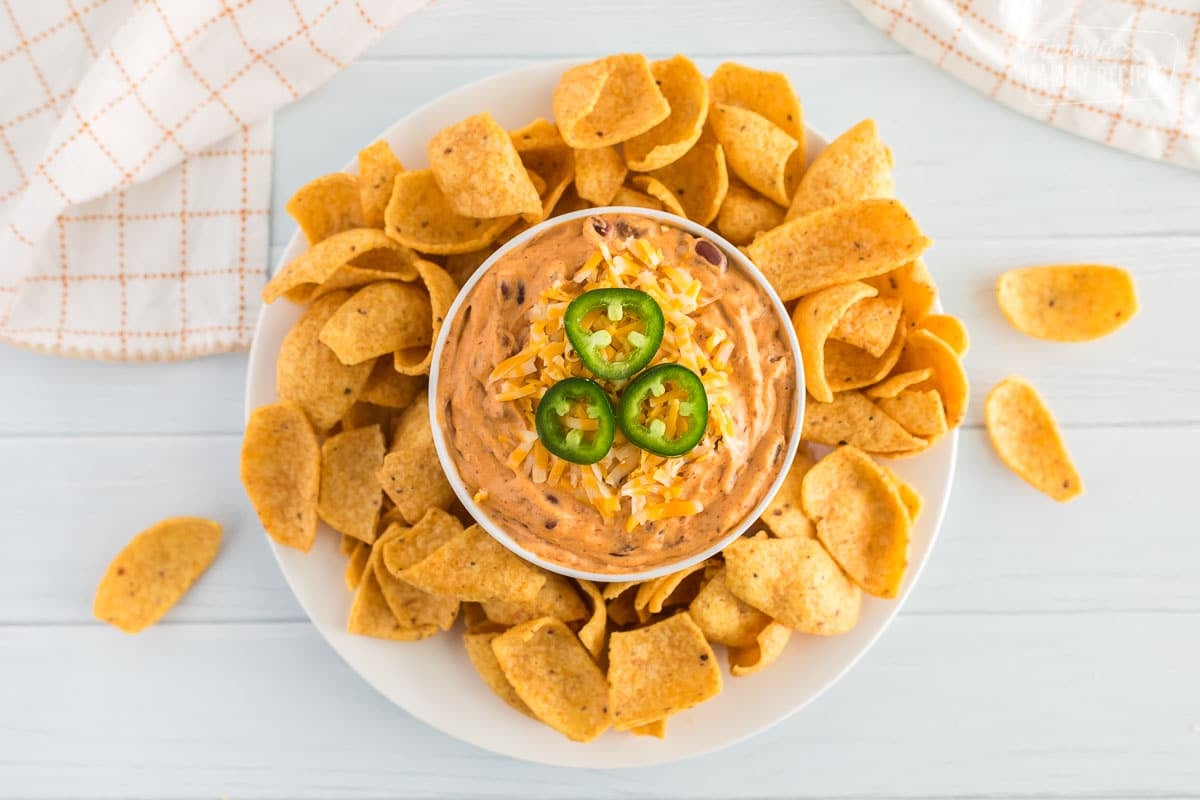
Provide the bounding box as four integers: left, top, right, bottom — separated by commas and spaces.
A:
3, 1, 1199, 796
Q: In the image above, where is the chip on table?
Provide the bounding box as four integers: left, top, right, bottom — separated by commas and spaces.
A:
94, 517, 222, 634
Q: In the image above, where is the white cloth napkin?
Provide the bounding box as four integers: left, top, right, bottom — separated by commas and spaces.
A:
0, 0, 430, 360
848, 0, 1199, 170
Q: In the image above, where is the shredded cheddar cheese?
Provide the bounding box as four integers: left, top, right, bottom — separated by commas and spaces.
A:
487, 231, 736, 529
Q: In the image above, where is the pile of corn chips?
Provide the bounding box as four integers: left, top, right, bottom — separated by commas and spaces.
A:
239, 52, 982, 742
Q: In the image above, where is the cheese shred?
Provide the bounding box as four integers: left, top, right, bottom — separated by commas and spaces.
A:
487, 233, 736, 529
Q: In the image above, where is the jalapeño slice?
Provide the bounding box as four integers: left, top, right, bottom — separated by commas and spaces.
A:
535, 378, 617, 465
564, 288, 665, 380
617, 364, 709, 457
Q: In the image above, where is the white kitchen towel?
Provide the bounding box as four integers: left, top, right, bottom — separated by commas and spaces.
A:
0, 0, 430, 360
848, 0, 1199, 169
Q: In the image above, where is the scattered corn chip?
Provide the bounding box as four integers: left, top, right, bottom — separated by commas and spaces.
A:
509, 117, 565, 152
361, 360, 426, 408
630, 719, 667, 738
93, 517, 221, 633
886, 470, 924, 524
997, 264, 1137, 341
633, 560, 711, 615
339, 402, 397, 433
822, 321, 906, 396
380, 508, 465, 577
372, 523, 459, 635
709, 62, 804, 140
461, 602, 494, 633
709, 61, 806, 198
985, 376, 1083, 501
283, 260, 425, 306
602, 581, 638, 601
606, 585, 640, 627
344, 539, 370, 590
347, 554, 433, 641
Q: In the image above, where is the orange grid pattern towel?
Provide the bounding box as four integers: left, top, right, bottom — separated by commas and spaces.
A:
0, 0, 430, 361
848, 0, 1199, 170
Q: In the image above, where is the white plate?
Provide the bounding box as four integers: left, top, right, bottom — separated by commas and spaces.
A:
245, 61, 957, 768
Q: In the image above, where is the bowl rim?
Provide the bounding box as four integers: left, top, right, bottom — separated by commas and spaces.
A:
427, 206, 806, 583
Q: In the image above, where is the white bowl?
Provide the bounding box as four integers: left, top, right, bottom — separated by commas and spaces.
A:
245, 60, 957, 768
428, 207, 806, 583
